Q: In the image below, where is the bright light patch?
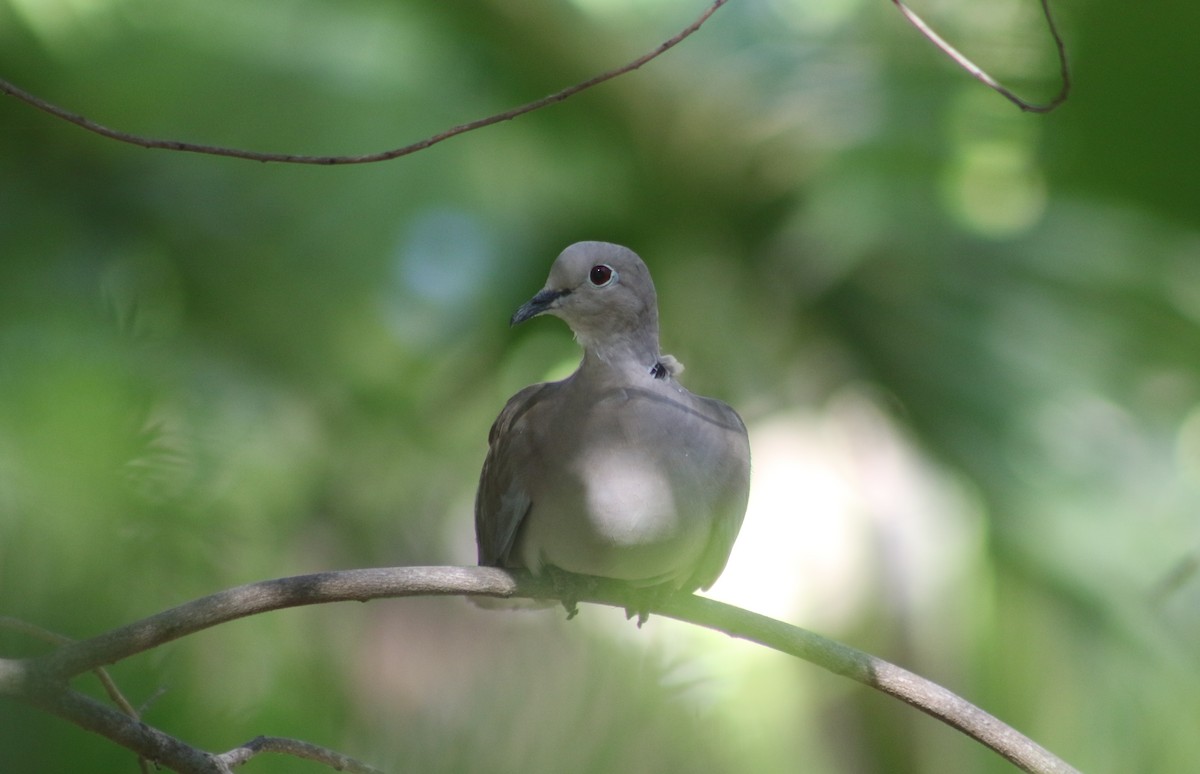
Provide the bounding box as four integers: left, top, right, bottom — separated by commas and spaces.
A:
709, 412, 868, 628
764, 0, 865, 34
710, 390, 985, 631
567, 0, 693, 19
7, 0, 122, 48
1176, 405, 1200, 483
944, 140, 1046, 238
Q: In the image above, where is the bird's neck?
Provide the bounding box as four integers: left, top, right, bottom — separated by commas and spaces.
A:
580, 333, 663, 382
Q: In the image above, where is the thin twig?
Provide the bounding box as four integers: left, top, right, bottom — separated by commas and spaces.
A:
217, 736, 388, 774
891, 0, 1070, 113
0, 616, 152, 774
0, 617, 139, 716
11, 566, 1081, 774
0, 0, 728, 165
19, 681, 228, 774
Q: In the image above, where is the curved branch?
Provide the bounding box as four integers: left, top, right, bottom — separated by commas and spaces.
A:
11, 566, 1081, 774
891, 0, 1070, 113
39, 566, 508, 677
654, 594, 1081, 774
0, 1, 728, 165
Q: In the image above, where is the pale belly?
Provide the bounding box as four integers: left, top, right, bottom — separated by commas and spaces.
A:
515, 446, 710, 587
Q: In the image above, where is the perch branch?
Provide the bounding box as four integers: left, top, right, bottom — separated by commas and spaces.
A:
653, 593, 1081, 774
4, 566, 1081, 774
0, 1, 728, 165
890, 0, 1070, 113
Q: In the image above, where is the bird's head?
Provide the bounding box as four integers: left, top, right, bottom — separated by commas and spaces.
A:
511, 242, 660, 356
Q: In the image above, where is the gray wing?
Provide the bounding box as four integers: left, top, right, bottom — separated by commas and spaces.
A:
474, 382, 556, 567
683, 397, 751, 591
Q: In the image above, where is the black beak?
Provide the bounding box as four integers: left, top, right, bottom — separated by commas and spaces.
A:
510, 288, 569, 326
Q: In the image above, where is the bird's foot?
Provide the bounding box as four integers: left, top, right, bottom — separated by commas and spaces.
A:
623, 584, 676, 628
544, 566, 594, 620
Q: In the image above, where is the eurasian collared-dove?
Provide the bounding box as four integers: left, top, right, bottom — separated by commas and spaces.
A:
475, 242, 751, 602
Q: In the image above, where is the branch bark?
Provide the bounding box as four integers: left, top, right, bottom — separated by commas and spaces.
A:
2, 566, 1081, 774
215, 736, 388, 774
890, 0, 1070, 113
0, 0, 1071, 168
0, 1, 728, 165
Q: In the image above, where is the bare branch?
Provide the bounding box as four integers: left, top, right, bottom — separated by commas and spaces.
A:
890, 0, 1070, 113
0, 1, 728, 165
0, 616, 140, 717
5, 661, 374, 774
0, 616, 152, 774
653, 593, 1082, 774
19, 678, 228, 774
6, 566, 1081, 774
38, 566, 506, 678
217, 736, 387, 774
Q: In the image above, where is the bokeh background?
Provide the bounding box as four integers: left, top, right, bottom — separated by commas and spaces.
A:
2, 0, 1198, 771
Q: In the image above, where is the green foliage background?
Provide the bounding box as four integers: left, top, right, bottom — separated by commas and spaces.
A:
2, 1, 1198, 772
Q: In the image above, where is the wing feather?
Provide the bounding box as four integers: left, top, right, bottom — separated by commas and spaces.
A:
685, 397, 751, 591
474, 382, 557, 566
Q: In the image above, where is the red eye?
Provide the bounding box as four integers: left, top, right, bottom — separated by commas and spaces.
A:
589, 264, 615, 286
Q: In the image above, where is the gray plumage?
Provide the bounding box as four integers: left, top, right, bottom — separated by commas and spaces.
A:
475, 241, 750, 593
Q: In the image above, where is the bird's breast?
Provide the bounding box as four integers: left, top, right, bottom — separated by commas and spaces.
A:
572, 443, 683, 544
516, 435, 709, 585
511, 380, 733, 585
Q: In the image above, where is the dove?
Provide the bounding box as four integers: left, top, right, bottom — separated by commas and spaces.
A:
475, 241, 750, 612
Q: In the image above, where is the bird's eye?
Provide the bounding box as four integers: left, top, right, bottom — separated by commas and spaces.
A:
589, 264, 616, 287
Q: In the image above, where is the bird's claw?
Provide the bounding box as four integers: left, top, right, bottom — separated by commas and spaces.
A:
623, 605, 651, 628
563, 599, 579, 620
545, 565, 589, 620
622, 584, 675, 628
